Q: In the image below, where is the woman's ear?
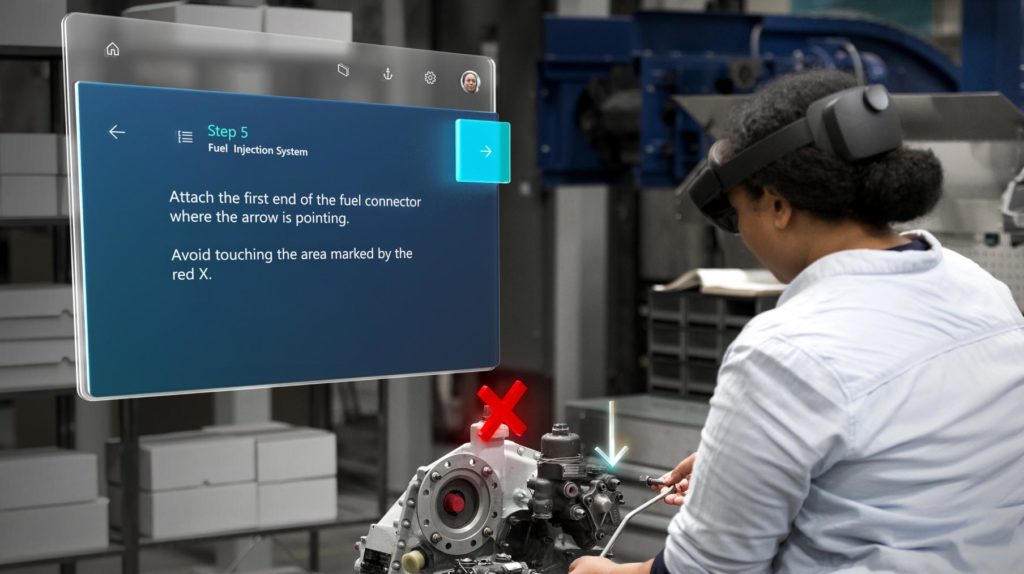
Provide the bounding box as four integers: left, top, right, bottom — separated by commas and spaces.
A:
763, 186, 793, 230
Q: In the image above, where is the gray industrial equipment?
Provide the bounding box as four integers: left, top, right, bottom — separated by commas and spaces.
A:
356, 420, 626, 574
647, 291, 777, 398
565, 395, 708, 563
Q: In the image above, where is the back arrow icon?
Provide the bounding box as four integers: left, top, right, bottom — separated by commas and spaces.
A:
109, 125, 125, 139
480, 145, 493, 158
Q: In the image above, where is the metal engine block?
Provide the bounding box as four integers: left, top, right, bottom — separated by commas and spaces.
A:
356, 420, 625, 574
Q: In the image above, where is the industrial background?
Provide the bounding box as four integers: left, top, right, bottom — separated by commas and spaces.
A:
0, 0, 1021, 573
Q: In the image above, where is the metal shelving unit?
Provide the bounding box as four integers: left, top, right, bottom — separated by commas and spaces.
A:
0, 389, 385, 573
138, 517, 369, 572
0, 544, 125, 572
0, 39, 71, 279
647, 290, 777, 399
0, 385, 108, 573
1, 29, 391, 574
0, 217, 69, 227
0, 37, 88, 573
106, 386, 388, 574
0, 46, 61, 58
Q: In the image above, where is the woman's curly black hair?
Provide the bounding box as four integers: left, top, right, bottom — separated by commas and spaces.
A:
725, 70, 943, 229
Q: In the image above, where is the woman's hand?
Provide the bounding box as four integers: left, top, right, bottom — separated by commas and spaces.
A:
652, 452, 696, 506
568, 556, 618, 574
568, 557, 652, 574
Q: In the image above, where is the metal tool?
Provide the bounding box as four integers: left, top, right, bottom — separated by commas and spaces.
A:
640, 474, 667, 487
599, 485, 676, 558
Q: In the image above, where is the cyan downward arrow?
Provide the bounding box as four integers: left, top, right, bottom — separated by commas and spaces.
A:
594, 400, 629, 467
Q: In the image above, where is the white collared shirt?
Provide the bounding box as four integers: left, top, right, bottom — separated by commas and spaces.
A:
663, 231, 1024, 573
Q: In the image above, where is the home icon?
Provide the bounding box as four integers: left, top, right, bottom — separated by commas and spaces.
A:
105, 42, 119, 57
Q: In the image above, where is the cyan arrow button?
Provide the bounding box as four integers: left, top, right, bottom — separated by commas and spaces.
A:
456, 119, 510, 184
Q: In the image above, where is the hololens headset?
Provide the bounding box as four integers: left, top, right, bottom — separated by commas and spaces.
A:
681, 84, 903, 233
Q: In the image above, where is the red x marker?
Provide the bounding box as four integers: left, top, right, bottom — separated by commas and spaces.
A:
477, 380, 528, 441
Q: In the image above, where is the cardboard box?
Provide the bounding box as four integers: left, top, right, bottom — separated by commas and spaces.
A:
0, 449, 97, 511
0, 0, 67, 49
0, 313, 74, 341
262, 7, 352, 41
0, 362, 76, 393
202, 424, 336, 482
110, 483, 257, 540
0, 285, 75, 340
59, 177, 70, 216
0, 498, 108, 564
57, 135, 68, 175
202, 421, 292, 435
258, 477, 336, 528
255, 428, 336, 482
194, 567, 305, 574
0, 176, 61, 217
123, 2, 262, 32
0, 134, 60, 175
0, 284, 73, 320
107, 431, 256, 491
0, 339, 75, 368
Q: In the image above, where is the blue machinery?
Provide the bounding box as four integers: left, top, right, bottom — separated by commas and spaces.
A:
537, 8, 1023, 188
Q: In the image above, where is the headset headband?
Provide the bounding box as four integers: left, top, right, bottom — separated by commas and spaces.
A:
680, 84, 903, 233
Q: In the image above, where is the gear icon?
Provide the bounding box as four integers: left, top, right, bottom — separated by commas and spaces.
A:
424, 70, 437, 85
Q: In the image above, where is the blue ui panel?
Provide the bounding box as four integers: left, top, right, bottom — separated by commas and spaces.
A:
75, 82, 500, 399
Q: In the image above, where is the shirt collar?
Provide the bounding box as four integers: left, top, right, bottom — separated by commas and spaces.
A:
778, 229, 944, 306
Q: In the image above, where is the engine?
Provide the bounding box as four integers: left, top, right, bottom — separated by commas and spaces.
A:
356, 419, 626, 574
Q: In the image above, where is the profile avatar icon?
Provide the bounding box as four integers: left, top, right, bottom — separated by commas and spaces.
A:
461, 70, 480, 94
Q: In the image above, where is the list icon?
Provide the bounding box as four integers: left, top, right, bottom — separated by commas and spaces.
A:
177, 130, 193, 144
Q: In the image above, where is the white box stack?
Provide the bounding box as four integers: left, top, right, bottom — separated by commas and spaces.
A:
123, 2, 263, 31
0, 448, 97, 509
204, 424, 338, 527
109, 482, 259, 541
258, 476, 336, 528
262, 7, 353, 41
125, 3, 352, 41
0, 449, 108, 564
0, 285, 76, 393
108, 431, 258, 539
0, 133, 66, 218
109, 423, 336, 540
0, 133, 60, 174
0, 0, 68, 48
108, 430, 257, 491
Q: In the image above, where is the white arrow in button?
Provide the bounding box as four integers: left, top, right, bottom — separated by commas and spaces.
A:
109, 125, 125, 139
480, 145, 492, 158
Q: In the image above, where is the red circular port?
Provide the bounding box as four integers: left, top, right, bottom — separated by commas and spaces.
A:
443, 491, 466, 514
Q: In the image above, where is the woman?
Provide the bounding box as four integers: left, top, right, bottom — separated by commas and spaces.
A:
571, 70, 1024, 573
462, 71, 479, 94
